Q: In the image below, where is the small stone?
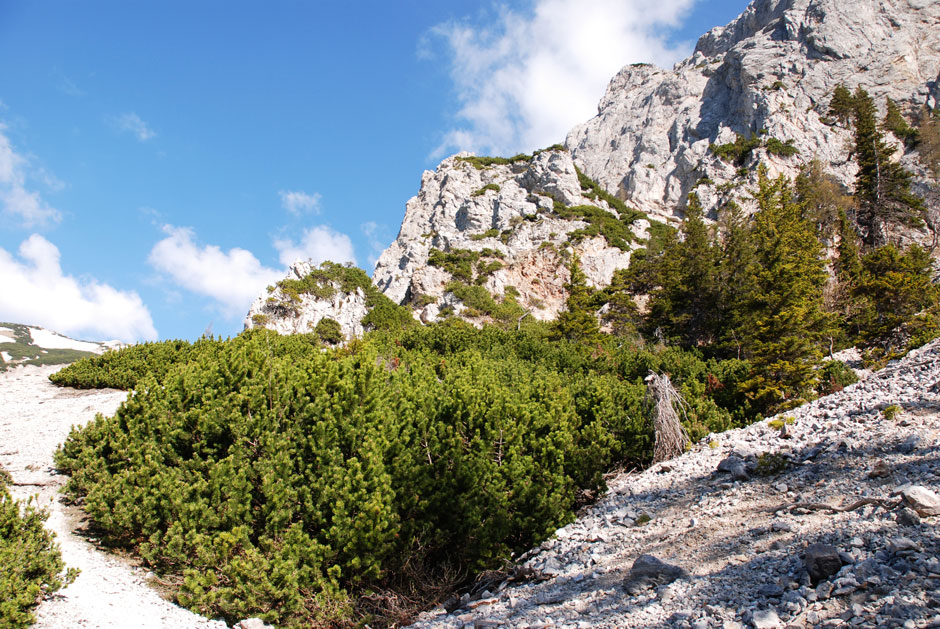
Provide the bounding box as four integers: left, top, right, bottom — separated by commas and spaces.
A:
751, 608, 782, 628
869, 461, 891, 479
771, 520, 794, 532
805, 543, 843, 584
466, 597, 498, 610
623, 555, 688, 595
896, 507, 921, 526
757, 583, 784, 598
234, 620, 272, 629
815, 580, 833, 600
897, 485, 940, 517
889, 537, 923, 553
850, 537, 864, 548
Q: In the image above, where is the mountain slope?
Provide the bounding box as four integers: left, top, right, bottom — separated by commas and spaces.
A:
0, 323, 123, 372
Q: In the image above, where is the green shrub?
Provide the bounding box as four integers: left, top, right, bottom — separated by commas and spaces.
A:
818, 360, 858, 394
471, 183, 501, 197
882, 404, 902, 420
574, 167, 646, 225
470, 228, 500, 241
754, 452, 790, 476
765, 137, 799, 158
315, 318, 344, 345
710, 134, 761, 165
554, 202, 637, 251
457, 154, 531, 170
1, 479, 77, 627
428, 248, 480, 282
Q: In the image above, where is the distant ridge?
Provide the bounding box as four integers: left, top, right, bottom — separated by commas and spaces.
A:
0, 322, 124, 372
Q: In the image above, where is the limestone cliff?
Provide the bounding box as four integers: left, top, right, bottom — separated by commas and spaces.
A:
566, 0, 940, 222
372, 149, 649, 324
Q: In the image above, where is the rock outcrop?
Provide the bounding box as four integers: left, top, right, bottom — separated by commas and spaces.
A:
243, 261, 372, 341
566, 0, 940, 221
372, 149, 648, 323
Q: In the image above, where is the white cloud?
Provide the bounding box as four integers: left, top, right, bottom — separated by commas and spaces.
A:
148, 224, 356, 318
0, 125, 62, 226
148, 225, 283, 317
273, 226, 356, 268
279, 190, 322, 215
113, 112, 156, 141
429, 0, 696, 157
0, 234, 157, 342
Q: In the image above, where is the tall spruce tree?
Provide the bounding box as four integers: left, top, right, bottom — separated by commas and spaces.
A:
828, 84, 855, 126
646, 193, 719, 348
742, 169, 833, 413
554, 254, 601, 343
715, 200, 758, 359
852, 87, 923, 247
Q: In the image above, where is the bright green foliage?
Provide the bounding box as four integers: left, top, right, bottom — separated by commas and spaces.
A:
828, 84, 856, 126
314, 318, 343, 345
740, 170, 833, 413
709, 134, 761, 165
54, 326, 739, 626
554, 256, 601, 343
50, 339, 204, 389
456, 154, 531, 170
574, 167, 645, 225
851, 88, 924, 246
471, 183, 501, 197
883, 98, 918, 147
765, 138, 799, 158
426, 247, 506, 284
818, 360, 859, 395
714, 201, 759, 360
553, 201, 638, 251
854, 244, 940, 350
445, 282, 525, 324
646, 193, 720, 348
596, 270, 640, 338
794, 160, 854, 235
1, 478, 76, 627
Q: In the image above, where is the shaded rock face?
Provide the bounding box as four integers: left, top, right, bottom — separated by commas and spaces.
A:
243, 261, 369, 341
566, 0, 940, 221
372, 150, 647, 323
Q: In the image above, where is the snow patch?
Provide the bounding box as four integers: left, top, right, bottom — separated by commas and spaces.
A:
0, 351, 10, 363
0, 327, 15, 341
29, 327, 102, 353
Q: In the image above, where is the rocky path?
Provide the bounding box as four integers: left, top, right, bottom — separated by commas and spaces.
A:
0, 365, 224, 629
412, 343, 940, 629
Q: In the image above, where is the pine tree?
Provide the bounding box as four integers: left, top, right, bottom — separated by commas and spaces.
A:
794, 159, 853, 236
918, 107, 940, 181
883, 98, 918, 147
715, 200, 758, 359
646, 193, 719, 348
554, 254, 600, 343
828, 84, 855, 126
852, 88, 924, 247
741, 169, 833, 413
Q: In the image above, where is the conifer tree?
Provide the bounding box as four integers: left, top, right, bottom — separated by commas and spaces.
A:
918, 107, 940, 181
715, 200, 757, 359
741, 169, 833, 412
646, 193, 719, 348
883, 98, 918, 147
794, 159, 853, 236
554, 254, 600, 343
852, 88, 924, 247
828, 84, 855, 126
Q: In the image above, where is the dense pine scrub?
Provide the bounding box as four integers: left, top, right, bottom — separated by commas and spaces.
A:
0, 472, 76, 628
54, 325, 739, 627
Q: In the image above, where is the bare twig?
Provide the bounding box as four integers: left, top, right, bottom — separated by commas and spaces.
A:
645, 372, 690, 463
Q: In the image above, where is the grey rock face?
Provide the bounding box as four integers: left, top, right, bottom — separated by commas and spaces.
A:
566, 0, 940, 222
372, 150, 645, 323
243, 260, 372, 341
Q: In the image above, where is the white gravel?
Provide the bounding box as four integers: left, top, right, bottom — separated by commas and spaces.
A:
0, 365, 225, 629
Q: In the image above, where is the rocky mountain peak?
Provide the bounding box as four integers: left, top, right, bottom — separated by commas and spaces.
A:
568, 0, 940, 221
372, 148, 650, 325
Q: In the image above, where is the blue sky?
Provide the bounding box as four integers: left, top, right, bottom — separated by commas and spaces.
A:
0, 0, 750, 342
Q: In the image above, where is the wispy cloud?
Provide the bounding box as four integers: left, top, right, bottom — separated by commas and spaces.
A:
361, 221, 391, 270
0, 124, 62, 227
427, 0, 696, 157
112, 112, 156, 142
148, 224, 356, 318
279, 189, 322, 215
149, 225, 283, 317
53, 70, 85, 97
0, 234, 157, 342
273, 226, 356, 268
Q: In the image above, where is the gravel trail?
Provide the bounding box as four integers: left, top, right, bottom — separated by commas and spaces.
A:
0, 365, 224, 629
